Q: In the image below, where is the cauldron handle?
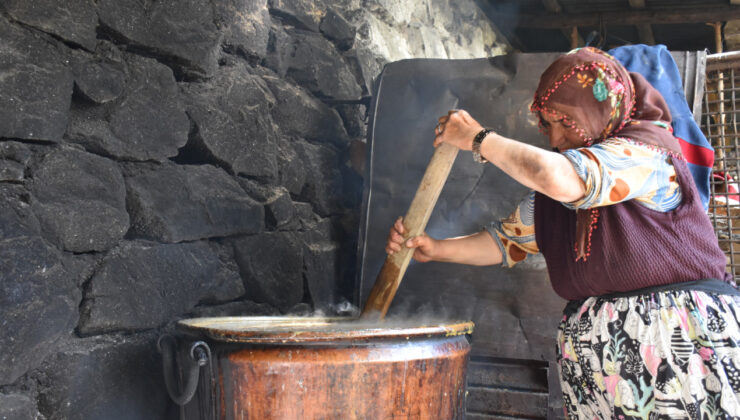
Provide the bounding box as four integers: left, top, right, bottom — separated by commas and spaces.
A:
157, 335, 212, 406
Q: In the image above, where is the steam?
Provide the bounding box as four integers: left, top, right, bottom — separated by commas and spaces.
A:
282, 296, 473, 331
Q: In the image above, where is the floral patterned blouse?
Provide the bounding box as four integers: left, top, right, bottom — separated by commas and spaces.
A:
487, 137, 681, 267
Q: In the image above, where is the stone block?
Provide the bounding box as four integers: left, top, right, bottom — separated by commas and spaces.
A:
0, 142, 32, 183
294, 141, 343, 217
0, 393, 41, 420
232, 232, 304, 312
125, 163, 263, 243
301, 229, 340, 313
97, 0, 221, 79
182, 64, 279, 180
276, 136, 307, 196
0, 237, 78, 385
1, 0, 98, 51
263, 75, 350, 148
268, 0, 326, 32
0, 16, 73, 142
79, 240, 245, 334
320, 8, 356, 50
237, 180, 296, 230
188, 300, 279, 317
218, 0, 271, 61
29, 147, 129, 253
35, 334, 174, 420
66, 53, 189, 161
285, 30, 363, 99
70, 49, 126, 104
335, 103, 367, 139
0, 184, 40, 241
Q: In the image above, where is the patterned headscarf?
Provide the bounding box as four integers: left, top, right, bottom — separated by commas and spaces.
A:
530, 47, 683, 261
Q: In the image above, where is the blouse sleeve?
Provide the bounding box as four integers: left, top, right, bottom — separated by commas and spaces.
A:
486, 191, 539, 268
560, 138, 681, 211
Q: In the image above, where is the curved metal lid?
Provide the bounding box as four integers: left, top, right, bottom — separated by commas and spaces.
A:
177, 316, 474, 344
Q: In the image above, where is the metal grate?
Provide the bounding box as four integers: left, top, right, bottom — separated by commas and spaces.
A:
703, 52, 740, 281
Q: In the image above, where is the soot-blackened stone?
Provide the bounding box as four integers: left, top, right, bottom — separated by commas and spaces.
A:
70, 50, 126, 105
335, 103, 367, 139
0, 184, 40, 241
1, 0, 98, 51
28, 147, 129, 253
232, 232, 304, 312
0, 142, 32, 183
268, 0, 326, 32
97, 0, 221, 79
276, 137, 307, 196
66, 53, 189, 161
0, 16, 73, 142
218, 0, 271, 61
294, 141, 344, 217
284, 30, 362, 100
0, 393, 41, 420
320, 8, 356, 50
188, 300, 279, 318
78, 240, 245, 334
35, 333, 174, 420
182, 64, 279, 180
236, 180, 296, 230
263, 75, 350, 148
125, 163, 264, 243
300, 218, 341, 312
0, 237, 78, 385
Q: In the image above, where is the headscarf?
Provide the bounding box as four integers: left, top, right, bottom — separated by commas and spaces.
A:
530, 47, 683, 261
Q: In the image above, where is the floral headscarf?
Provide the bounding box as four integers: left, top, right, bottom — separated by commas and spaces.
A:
530, 47, 683, 261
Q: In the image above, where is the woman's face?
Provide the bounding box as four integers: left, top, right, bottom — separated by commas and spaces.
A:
540, 113, 584, 152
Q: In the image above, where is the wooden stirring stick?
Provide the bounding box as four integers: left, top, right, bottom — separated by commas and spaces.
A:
361, 143, 459, 320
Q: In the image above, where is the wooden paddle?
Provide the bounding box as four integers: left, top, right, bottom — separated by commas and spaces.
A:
361, 143, 459, 320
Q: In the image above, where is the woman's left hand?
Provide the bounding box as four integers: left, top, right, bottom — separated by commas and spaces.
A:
434, 110, 484, 151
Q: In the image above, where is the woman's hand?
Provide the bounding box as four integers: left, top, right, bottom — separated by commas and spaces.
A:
434, 110, 485, 151
385, 217, 437, 263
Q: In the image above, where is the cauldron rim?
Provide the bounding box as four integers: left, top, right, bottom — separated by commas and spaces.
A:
176, 316, 474, 344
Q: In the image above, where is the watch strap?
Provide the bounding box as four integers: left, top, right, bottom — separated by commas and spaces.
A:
472, 128, 492, 163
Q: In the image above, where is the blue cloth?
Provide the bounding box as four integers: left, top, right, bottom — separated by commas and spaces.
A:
608, 45, 712, 210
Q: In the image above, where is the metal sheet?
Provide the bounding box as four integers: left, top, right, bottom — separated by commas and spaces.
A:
670, 50, 707, 125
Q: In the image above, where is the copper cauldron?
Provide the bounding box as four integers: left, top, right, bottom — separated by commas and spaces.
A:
160, 316, 474, 420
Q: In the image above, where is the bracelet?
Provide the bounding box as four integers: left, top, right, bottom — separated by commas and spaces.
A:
472, 128, 492, 163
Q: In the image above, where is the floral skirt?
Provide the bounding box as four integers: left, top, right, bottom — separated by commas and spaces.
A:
557, 289, 740, 419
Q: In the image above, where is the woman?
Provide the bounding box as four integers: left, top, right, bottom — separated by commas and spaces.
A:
386, 47, 740, 418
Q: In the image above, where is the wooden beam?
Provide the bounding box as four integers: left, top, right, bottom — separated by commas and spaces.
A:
628, 0, 656, 45
541, 0, 562, 14
542, 0, 583, 48
505, 6, 740, 28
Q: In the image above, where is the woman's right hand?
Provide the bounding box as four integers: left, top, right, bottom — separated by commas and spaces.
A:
385, 217, 437, 263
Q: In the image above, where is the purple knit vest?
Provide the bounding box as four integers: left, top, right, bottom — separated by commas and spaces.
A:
534, 157, 731, 301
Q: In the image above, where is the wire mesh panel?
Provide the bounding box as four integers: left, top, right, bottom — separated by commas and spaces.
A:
703, 52, 740, 280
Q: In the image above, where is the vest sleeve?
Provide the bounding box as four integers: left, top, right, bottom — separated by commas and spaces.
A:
486, 191, 539, 267
560, 138, 681, 211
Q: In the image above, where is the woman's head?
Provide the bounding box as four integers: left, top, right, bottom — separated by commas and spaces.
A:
531, 47, 635, 150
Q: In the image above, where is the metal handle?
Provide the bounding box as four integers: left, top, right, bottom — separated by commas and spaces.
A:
157, 335, 211, 406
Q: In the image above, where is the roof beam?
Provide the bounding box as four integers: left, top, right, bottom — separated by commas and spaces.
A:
507, 6, 740, 28
542, 0, 583, 48
628, 0, 656, 44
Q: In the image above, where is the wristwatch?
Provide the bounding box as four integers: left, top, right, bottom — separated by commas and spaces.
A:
472, 128, 492, 163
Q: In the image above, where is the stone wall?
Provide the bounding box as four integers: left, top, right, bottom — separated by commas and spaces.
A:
0, 0, 507, 418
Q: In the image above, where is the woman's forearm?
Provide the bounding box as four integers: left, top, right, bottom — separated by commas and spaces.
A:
479, 132, 585, 202
432, 231, 502, 266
